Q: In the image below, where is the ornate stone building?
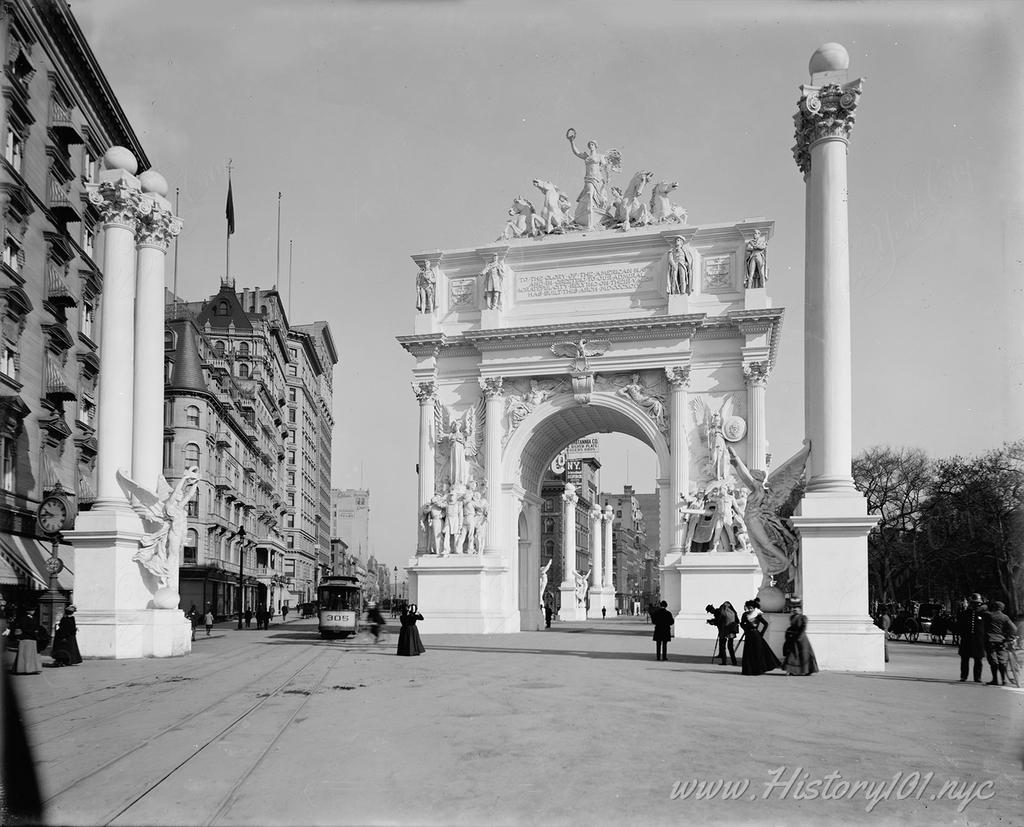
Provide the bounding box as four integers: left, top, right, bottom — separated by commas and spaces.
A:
330, 487, 370, 561
164, 283, 335, 617
0, 0, 146, 600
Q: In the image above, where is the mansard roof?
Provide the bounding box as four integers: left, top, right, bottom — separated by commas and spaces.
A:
195, 283, 254, 332
166, 319, 210, 397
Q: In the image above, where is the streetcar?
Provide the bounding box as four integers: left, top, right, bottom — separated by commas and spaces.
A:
317, 575, 362, 638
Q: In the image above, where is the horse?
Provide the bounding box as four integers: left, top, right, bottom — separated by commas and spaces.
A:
531, 179, 569, 234
604, 171, 653, 230
650, 180, 688, 224
498, 196, 537, 240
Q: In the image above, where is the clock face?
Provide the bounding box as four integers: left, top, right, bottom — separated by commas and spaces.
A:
38, 497, 68, 534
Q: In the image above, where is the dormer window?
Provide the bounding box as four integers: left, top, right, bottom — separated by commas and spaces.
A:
216, 301, 229, 316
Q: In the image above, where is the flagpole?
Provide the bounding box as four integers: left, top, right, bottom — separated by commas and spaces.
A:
276, 192, 282, 289
288, 239, 293, 318
225, 159, 233, 287
173, 186, 180, 315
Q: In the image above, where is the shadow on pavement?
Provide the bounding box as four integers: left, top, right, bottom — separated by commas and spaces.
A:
426, 644, 714, 665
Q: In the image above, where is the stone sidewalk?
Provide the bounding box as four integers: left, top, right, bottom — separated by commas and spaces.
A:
7, 617, 1023, 826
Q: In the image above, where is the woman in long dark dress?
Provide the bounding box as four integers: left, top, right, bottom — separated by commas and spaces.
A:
10, 612, 43, 675
740, 601, 780, 675
782, 609, 818, 676
51, 605, 82, 667
396, 604, 425, 656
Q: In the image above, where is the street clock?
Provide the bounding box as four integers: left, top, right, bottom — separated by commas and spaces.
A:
36, 486, 76, 535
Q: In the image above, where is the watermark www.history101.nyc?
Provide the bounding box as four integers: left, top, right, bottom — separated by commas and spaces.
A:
670, 767, 996, 814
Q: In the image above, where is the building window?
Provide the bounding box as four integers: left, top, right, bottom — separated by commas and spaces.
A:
187, 496, 199, 518
287, 492, 295, 507
185, 405, 200, 427
286, 536, 295, 549
2, 237, 22, 274
216, 301, 229, 317
0, 435, 15, 490
3, 127, 24, 173
287, 364, 296, 377
238, 363, 249, 378
287, 471, 295, 486
81, 300, 95, 340
287, 450, 295, 465
213, 341, 225, 358
288, 408, 295, 423
82, 225, 95, 259
184, 529, 198, 565
0, 345, 17, 381
543, 517, 554, 534
183, 442, 201, 467
238, 342, 249, 357
288, 388, 296, 403
77, 398, 95, 427
285, 514, 294, 528
83, 148, 98, 183
543, 540, 555, 560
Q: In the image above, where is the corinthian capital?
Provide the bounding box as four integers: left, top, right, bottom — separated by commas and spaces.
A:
561, 482, 578, 507
792, 78, 864, 175
743, 361, 771, 387
412, 380, 436, 403
478, 375, 504, 399
664, 365, 691, 389
87, 178, 147, 232
136, 199, 183, 251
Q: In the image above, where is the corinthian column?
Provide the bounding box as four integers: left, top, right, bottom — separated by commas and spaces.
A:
665, 365, 691, 554
792, 53, 864, 495
88, 148, 147, 511
742, 361, 769, 473
133, 172, 182, 492
479, 376, 504, 553
560, 484, 577, 586
602, 504, 614, 595
790, 44, 881, 672
587, 504, 603, 617
412, 380, 436, 553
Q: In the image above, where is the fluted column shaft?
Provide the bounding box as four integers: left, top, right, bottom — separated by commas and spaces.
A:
560, 484, 578, 586
666, 366, 690, 553
743, 362, 769, 473
89, 174, 145, 510
413, 381, 436, 553
480, 377, 504, 553
602, 505, 614, 593
589, 506, 602, 589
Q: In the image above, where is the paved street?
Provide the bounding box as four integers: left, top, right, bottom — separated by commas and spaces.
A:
7, 616, 1023, 826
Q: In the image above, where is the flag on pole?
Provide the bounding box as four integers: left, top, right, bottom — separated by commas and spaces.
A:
225, 178, 235, 235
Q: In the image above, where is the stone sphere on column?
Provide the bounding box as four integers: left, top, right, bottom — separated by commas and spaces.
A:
139, 170, 169, 197
809, 42, 850, 75
102, 146, 138, 174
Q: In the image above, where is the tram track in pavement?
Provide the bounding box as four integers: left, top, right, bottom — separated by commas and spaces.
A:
23, 642, 262, 733
40, 645, 321, 819
101, 647, 346, 826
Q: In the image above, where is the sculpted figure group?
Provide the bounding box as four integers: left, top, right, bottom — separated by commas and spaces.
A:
422, 480, 489, 556
495, 128, 689, 241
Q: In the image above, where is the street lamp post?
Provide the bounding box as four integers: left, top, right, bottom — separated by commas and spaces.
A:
393, 566, 398, 612
237, 525, 246, 630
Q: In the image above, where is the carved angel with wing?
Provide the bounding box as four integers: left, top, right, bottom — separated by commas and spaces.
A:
613, 372, 667, 429
691, 395, 735, 482
435, 399, 485, 490
117, 466, 201, 588
727, 441, 810, 591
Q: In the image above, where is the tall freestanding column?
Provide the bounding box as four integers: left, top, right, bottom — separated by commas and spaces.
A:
479, 376, 504, 553
133, 172, 182, 490
66, 147, 191, 658
789, 44, 882, 671
742, 361, 769, 472
413, 380, 437, 552
587, 504, 603, 617
90, 149, 145, 511
665, 365, 691, 553
602, 504, 615, 604
558, 483, 584, 620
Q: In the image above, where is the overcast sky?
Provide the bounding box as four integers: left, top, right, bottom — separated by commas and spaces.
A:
73, 0, 1023, 571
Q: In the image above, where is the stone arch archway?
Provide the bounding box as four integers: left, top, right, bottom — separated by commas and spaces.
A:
502, 392, 672, 629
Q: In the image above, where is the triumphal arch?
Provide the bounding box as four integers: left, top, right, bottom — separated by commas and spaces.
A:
399, 130, 791, 634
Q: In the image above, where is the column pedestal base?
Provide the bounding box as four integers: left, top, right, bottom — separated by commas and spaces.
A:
586, 587, 605, 618
413, 314, 439, 334
743, 287, 771, 310
558, 584, 587, 621
406, 554, 518, 633
65, 509, 192, 658
791, 490, 884, 671
480, 308, 504, 329
667, 294, 691, 315
665, 552, 762, 639
600, 587, 617, 616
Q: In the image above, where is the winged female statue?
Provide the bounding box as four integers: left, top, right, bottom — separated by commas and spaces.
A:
690, 395, 736, 482
727, 441, 810, 591
435, 399, 485, 490
117, 466, 201, 588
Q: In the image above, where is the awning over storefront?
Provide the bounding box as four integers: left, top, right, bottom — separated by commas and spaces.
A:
0, 533, 75, 591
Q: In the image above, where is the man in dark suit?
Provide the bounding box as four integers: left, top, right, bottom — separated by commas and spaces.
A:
652, 601, 675, 661
957, 593, 988, 682
706, 602, 739, 665
544, 604, 553, 629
